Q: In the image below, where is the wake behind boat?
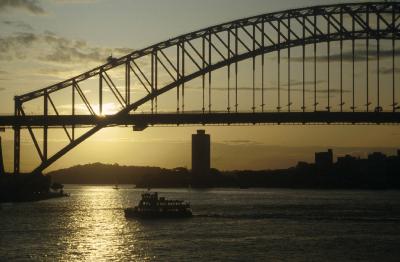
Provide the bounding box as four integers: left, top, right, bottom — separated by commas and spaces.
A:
124, 192, 192, 219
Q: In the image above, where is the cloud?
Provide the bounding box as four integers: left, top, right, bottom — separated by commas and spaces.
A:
289, 48, 400, 63
2, 20, 33, 31
279, 80, 326, 88
379, 67, 400, 75
40, 35, 134, 64
265, 87, 351, 94
221, 140, 261, 146
0, 0, 45, 15
37, 67, 71, 75
0, 32, 39, 60
187, 81, 351, 94
52, 0, 96, 3
0, 32, 135, 65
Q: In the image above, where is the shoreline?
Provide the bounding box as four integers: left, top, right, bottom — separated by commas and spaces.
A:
60, 184, 400, 191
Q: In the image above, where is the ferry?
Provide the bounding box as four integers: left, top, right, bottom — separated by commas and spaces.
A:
124, 192, 192, 219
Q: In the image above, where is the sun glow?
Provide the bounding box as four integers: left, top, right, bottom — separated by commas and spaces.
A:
99, 103, 120, 116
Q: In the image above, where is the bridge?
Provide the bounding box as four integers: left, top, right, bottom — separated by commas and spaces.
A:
1, 2, 400, 174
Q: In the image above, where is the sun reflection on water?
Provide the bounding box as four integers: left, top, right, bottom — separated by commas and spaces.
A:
60, 186, 150, 261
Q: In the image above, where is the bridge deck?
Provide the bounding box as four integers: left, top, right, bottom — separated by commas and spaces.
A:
1, 112, 400, 128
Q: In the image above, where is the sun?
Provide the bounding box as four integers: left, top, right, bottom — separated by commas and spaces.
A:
99, 103, 119, 116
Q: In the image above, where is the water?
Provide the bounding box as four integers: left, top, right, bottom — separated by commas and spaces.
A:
1, 186, 400, 261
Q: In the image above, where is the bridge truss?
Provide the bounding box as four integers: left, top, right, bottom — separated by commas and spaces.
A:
3, 2, 400, 174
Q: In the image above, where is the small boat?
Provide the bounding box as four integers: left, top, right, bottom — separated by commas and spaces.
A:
124, 192, 192, 219
113, 185, 119, 190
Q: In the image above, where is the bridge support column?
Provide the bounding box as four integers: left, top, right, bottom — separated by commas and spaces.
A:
13, 129, 20, 174
13, 98, 21, 174
43, 91, 48, 161
99, 71, 103, 115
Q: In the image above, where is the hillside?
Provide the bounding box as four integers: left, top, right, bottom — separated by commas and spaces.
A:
46, 163, 190, 187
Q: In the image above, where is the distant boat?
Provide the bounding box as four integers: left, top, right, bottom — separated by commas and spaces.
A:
113, 185, 119, 190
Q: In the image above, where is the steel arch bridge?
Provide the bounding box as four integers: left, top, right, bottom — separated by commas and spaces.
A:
2, 2, 400, 174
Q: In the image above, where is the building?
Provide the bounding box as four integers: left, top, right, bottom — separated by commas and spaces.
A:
337, 154, 359, 170
192, 130, 210, 176
315, 149, 333, 169
368, 152, 387, 162
0, 137, 4, 175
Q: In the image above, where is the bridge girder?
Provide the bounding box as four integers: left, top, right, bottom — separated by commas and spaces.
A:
1, 112, 400, 128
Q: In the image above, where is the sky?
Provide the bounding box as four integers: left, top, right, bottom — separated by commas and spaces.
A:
1, 0, 399, 173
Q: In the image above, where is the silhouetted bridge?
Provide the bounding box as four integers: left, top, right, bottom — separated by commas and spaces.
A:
1, 112, 400, 127
1, 2, 400, 174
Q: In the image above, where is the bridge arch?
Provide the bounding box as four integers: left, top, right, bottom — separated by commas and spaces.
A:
10, 2, 400, 174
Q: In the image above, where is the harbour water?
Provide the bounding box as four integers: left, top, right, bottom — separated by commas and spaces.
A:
1, 186, 400, 261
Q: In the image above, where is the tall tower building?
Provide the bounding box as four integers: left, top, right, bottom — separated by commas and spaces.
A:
192, 130, 210, 176
0, 137, 4, 175
315, 149, 333, 169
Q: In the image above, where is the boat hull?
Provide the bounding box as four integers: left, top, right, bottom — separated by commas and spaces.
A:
124, 208, 192, 219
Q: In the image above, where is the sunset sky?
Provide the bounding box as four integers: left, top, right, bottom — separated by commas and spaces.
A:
1, 0, 399, 173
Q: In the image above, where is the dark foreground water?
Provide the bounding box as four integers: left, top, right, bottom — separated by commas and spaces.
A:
1, 186, 400, 261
